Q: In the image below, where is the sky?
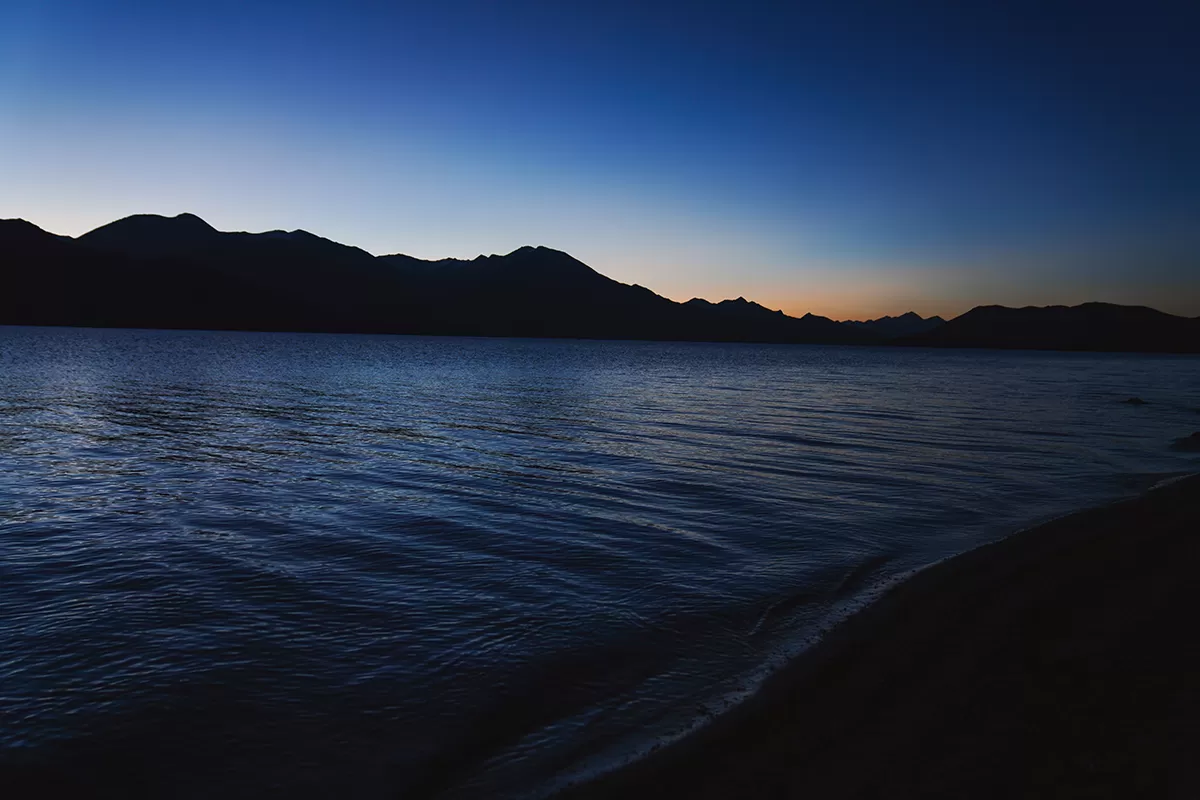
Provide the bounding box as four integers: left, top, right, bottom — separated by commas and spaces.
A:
2, 0, 1198, 319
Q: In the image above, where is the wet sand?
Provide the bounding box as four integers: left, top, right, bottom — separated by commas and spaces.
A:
562, 473, 1200, 799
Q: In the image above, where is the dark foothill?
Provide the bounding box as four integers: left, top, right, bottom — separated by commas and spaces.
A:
1122, 398, 1149, 405
895, 303, 1200, 354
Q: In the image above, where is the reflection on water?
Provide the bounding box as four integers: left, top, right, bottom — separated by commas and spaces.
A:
0, 326, 1197, 798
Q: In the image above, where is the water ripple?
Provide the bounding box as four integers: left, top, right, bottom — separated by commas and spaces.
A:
0, 327, 1197, 798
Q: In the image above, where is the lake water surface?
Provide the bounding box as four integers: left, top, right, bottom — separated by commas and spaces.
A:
1, 326, 1197, 798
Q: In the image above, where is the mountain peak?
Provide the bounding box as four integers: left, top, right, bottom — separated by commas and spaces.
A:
505, 244, 572, 259
82, 212, 218, 242
492, 245, 602, 282
0, 218, 71, 246
2, 218, 46, 234
170, 212, 216, 229
840, 311, 946, 339
123, 212, 215, 231
262, 228, 321, 241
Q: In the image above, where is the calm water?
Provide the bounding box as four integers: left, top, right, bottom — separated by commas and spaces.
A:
1, 326, 1197, 798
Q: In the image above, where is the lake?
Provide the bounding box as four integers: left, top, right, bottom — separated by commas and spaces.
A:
1, 326, 1196, 798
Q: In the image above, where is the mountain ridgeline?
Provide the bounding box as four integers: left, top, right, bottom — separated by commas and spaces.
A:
3, 213, 1198, 352
845, 311, 946, 339
0, 213, 884, 344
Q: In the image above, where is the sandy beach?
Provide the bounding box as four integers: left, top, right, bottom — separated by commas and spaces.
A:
562, 473, 1200, 799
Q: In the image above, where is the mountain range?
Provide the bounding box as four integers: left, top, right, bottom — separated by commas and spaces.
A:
845, 311, 946, 339
3, 213, 1197, 353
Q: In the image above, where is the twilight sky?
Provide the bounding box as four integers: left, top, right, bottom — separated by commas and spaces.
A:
2, 0, 1197, 319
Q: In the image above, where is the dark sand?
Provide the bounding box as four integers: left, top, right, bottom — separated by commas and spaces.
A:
562, 474, 1200, 800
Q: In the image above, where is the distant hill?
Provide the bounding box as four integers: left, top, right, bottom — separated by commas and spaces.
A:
897, 303, 1200, 353
843, 311, 946, 340
2, 214, 881, 345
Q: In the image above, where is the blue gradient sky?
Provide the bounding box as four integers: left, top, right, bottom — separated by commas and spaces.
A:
3, 0, 1198, 318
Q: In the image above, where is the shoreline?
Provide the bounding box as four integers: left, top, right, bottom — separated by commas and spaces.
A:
7, 323, 1200, 356
558, 472, 1200, 799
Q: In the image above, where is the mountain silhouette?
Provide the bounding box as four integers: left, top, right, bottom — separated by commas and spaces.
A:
0, 217, 296, 332
4, 214, 1197, 352
897, 303, 1200, 353
3, 214, 880, 344
844, 311, 946, 339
